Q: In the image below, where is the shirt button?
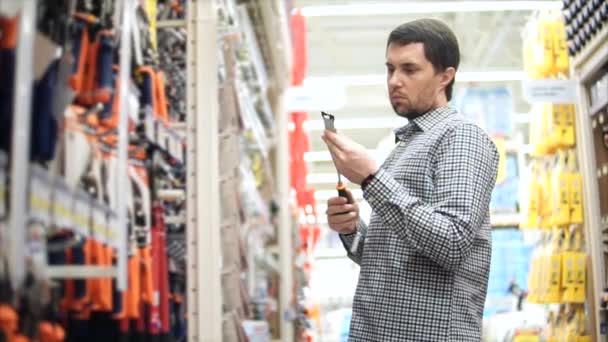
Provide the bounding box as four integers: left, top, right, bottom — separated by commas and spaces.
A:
368, 196, 375, 202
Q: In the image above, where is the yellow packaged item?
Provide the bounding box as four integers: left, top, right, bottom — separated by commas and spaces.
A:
540, 166, 553, 229
561, 229, 577, 303
551, 152, 571, 226
522, 164, 541, 230
568, 151, 584, 224
572, 229, 587, 303
575, 307, 591, 342
545, 232, 562, 303
545, 311, 558, 342
562, 104, 576, 148
552, 14, 569, 74
565, 310, 579, 342
538, 242, 551, 303
536, 13, 555, 78
547, 104, 562, 153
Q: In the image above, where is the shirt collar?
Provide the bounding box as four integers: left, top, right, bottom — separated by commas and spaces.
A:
394, 106, 456, 142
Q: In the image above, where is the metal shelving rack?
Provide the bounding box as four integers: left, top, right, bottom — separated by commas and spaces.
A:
569, 22, 608, 342
2, 0, 133, 292
186, 0, 294, 341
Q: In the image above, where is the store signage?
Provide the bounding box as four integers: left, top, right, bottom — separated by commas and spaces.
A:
522, 79, 577, 104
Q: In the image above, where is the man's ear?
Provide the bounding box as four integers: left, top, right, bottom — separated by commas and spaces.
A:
440, 67, 456, 88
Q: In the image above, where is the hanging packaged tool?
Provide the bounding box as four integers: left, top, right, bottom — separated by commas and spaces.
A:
568, 150, 584, 225
540, 164, 553, 230
551, 104, 566, 153
0, 15, 18, 153
561, 228, 577, 303
536, 12, 555, 78
562, 104, 576, 148
571, 228, 587, 304
552, 12, 569, 75
551, 151, 571, 226
546, 311, 558, 342
545, 231, 563, 304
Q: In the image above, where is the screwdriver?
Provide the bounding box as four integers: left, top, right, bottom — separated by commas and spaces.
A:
322, 112, 352, 203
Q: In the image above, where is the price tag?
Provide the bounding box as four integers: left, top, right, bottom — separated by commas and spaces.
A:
156, 120, 168, 151
29, 165, 53, 226
143, 106, 156, 143
52, 180, 74, 228
0, 151, 8, 218
522, 79, 577, 104
168, 129, 182, 163
107, 210, 120, 250
91, 203, 106, 244
72, 189, 91, 237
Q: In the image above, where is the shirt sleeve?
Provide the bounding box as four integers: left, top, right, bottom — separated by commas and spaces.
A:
339, 219, 368, 265
362, 123, 498, 272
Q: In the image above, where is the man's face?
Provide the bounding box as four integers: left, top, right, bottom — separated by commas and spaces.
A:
385, 42, 445, 118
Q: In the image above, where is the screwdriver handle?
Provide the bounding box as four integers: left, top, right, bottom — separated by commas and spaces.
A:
337, 183, 352, 203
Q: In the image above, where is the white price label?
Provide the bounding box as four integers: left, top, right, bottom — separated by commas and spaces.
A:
72, 190, 91, 237
107, 211, 120, 249
0, 151, 7, 218
52, 181, 74, 228
156, 121, 168, 151
29, 166, 53, 226
168, 130, 182, 163
522, 79, 577, 104
92, 204, 107, 244
144, 106, 156, 143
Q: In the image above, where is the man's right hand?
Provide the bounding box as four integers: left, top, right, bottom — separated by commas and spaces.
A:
326, 189, 359, 235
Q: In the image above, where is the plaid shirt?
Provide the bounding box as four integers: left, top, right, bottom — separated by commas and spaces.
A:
340, 106, 499, 341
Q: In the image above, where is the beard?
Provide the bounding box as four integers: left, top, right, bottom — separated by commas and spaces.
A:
391, 101, 429, 120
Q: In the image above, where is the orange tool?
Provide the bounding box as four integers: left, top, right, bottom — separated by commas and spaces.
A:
154, 71, 170, 123
0, 304, 17, 340
38, 321, 65, 342
76, 34, 99, 105
68, 18, 91, 94
139, 246, 154, 305
125, 252, 141, 319
0, 16, 18, 50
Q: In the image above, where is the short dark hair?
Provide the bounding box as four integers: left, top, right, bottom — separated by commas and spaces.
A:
387, 19, 460, 101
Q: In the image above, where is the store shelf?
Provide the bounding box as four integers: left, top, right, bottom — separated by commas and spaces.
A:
589, 95, 608, 117
571, 24, 608, 73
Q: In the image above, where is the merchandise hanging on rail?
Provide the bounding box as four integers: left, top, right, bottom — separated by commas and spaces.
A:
0, 1, 187, 340
520, 8, 596, 341
560, 0, 608, 340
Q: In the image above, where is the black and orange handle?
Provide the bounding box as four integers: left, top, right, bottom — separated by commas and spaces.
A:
336, 182, 352, 203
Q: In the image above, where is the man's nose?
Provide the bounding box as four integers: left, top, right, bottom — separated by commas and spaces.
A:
388, 72, 401, 88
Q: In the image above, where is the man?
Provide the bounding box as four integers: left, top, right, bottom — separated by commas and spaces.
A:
322, 19, 499, 341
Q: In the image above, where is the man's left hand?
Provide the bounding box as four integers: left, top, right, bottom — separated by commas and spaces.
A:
322, 130, 379, 185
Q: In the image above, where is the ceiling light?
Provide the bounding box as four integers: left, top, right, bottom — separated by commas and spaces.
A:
303, 71, 527, 87
299, 1, 562, 17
